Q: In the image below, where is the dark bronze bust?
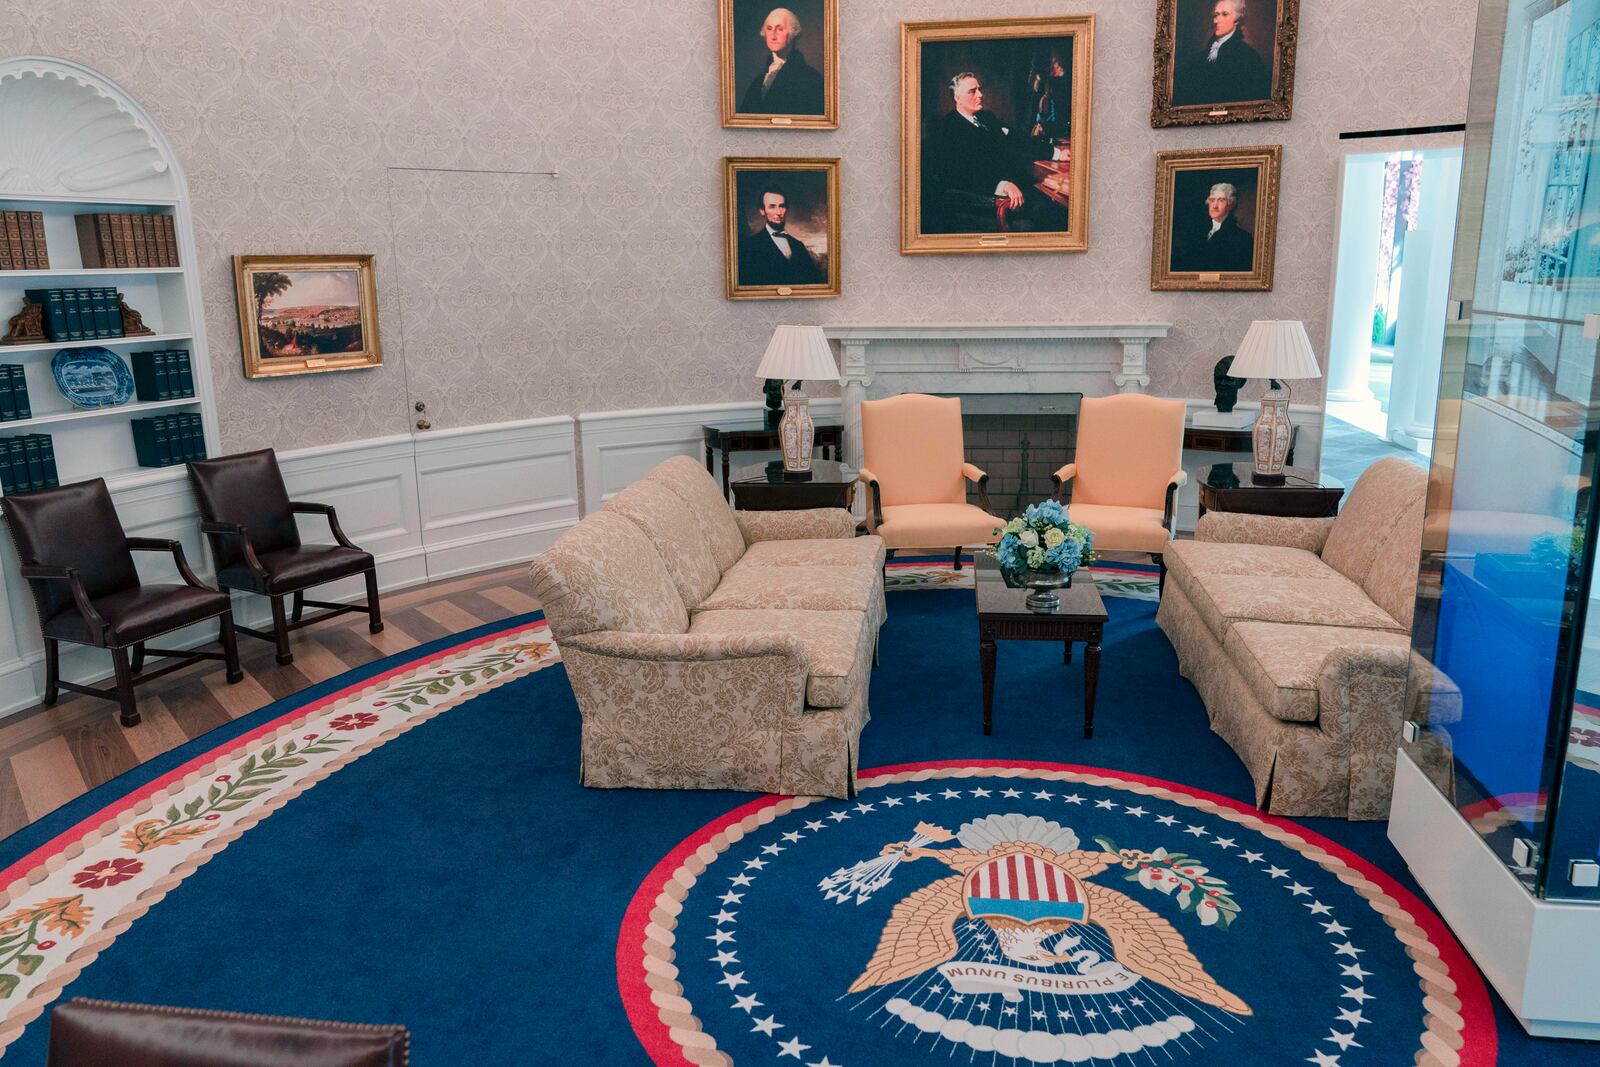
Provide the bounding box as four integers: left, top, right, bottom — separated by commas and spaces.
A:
1213, 355, 1245, 413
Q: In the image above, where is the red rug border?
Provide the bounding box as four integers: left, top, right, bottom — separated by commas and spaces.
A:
615, 757, 1498, 1067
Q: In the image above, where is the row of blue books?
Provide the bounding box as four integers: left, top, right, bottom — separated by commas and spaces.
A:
130, 350, 195, 401
0, 366, 31, 422
23, 287, 124, 342
0, 435, 58, 495
132, 413, 205, 468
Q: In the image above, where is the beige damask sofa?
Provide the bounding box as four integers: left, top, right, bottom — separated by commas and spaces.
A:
1157, 458, 1456, 820
528, 456, 885, 799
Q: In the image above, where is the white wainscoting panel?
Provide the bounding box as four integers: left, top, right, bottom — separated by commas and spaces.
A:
576, 399, 842, 514
0, 417, 578, 719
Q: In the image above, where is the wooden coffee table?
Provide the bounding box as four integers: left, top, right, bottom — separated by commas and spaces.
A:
975, 557, 1108, 738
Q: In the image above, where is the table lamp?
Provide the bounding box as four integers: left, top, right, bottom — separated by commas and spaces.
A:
755, 325, 840, 480
1227, 320, 1321, 484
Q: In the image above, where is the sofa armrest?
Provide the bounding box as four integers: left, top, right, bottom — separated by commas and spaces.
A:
736, 508, 857, 544
1316, 644, 1441, 820
1194, 512, 1335, 553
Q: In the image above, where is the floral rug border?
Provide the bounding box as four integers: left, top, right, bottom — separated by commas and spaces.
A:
0, 619, 557, 1055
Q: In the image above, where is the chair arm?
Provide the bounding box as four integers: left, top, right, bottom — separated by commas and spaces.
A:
18, 564, 108, 640
1163, 469, 1189, 533
126, 537, 209, 589
857, 467, 884, 533
961, 462, 993, 514
1051, 462, 1077, 502
199, 521, 270, 582
290, 501, 359, 549
1194, 512, 1335, 553
736, 508, 856, 544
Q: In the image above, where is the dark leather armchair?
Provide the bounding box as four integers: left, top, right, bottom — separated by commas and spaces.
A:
48, 998, 408, 1066
187, 449, 382, 665
0, 479, 241, 727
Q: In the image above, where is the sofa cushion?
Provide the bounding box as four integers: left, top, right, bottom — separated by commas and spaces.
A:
648, 455, 747, 574
699, 563, 880, 615
741, 537, 886, 569
1320, 457, 1427, 588
1166, 540, 1333, 593
1225, 621, 1413, 723
527, 511, 688, 639
876, 502, 1001, 550
1186, 571, 1407, 638
691, 609, 868, 708
1064, 503, 1170, 554
604, 475, 722, 609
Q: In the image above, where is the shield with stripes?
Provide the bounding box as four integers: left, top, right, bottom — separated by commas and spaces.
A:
963, 851, 1088, 925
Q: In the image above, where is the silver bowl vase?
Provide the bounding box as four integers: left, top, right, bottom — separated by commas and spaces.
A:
1020, 568, 1074, 611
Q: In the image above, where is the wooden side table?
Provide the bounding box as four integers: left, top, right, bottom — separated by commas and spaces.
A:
975, 558, 1108, 738
731, 459, 857, 511
703, 418, 845, 500
1196, 462, 1345, 518
1184, 423, 1297, 467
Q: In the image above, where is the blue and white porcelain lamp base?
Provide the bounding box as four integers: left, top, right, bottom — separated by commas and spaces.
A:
1250, 382, 1293, 484
779, 390, 816, 480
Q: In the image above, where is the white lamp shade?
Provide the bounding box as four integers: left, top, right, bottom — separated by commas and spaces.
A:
755, 325, 840, 383
1228, 320, 1322, 381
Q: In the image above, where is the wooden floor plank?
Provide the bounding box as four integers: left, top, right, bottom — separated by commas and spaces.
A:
158, 678, 234, 741
479, 585, 540, 616
12, 737, 90, 823
416, 601, 490, 636
388, 608, 450, 645
0, 761, 30, 840
120, 695, 193, 764
65, 713, 141, 790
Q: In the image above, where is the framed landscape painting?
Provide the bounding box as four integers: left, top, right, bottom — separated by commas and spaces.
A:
233, 255, 382, 379
720, 0, 839, 129
1151, 145, 1281, 291
724, 156, 841, 300
901, 15, 1094, 255
1150, 0, 1298, 127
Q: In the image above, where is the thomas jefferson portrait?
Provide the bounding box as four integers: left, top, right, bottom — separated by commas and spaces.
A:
725, 160, 839, 299
1172, 0, 1271, 106
915, 34, 1080, 239
1152, 146, 1280, 291
1170, 173, 1257, 273
723, 0, 835, 126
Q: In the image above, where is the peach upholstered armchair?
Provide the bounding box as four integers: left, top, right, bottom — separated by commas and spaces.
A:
858, 394, 1001, 568
1053, 394, 1188, 590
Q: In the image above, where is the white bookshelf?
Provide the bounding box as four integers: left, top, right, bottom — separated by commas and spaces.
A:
0, 57, 217, 493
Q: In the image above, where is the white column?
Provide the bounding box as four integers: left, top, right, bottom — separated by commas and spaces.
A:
1390, 152, 1462, 448
1326, 155, 1387, 404
1114, 339, 1150, 393
839, 339, 871, 520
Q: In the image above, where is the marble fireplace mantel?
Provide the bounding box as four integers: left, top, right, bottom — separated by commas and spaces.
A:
823, 323, 1172, 480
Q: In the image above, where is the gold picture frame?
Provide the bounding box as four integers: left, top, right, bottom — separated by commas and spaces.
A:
233, 255, 382, 379
724, 157, 841, 300
1150, 0, 1299, 127
901, 15, 1094, 255
1151, 145, 1281, 292
720, 0, 839, 129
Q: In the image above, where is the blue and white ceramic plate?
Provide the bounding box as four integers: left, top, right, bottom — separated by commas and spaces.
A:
51, 347, 134, 408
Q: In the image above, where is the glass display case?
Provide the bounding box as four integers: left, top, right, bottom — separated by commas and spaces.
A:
1391, 0, 1600, 1040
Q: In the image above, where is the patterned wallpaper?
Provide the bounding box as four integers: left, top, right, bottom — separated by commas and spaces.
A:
9, 0, 1474, 450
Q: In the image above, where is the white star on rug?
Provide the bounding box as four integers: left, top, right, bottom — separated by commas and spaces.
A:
1084, 1009, 1099, 1019
1307, 1051, 1342, 1067
1340, 962, 1372, 980
827, 811, 850, 822
950, 994, 965, 1005
1057, 1009, 1074, 1020
976, 1003, 991, 1013
1002, 1005, 1017, 1016
1063, 794, 1085, 804
941, 789, 963, 799
777, 1036, 811, 1058
1336, 1008, 1369, 1028
807, 1057, 841, 1067
711, 950, 738, 966
1212, 837, 1236, 848
708, 930, 735, 944
1341, 986, 1373, 1004
1032, 1010, 1046, 1020
882, 797, 903, 807
751, 1014, 783, 1035
1155, 814, 1178, 825
1333, 942, 1365, 958
1287, 882, 1312, 896
1095, 799, 1115, 809
733, 993, 762, 1012
1110, 1004, 1125, 1015
1324, 1029, 1362, 1051
719, 971, 748, 990
854, 802, 874, 813
912, 792, 932, 802
782, 831, 804, 842
730, 874, 754, 887
970, 787, 992, 797
712, 910, 737, 924
1322, 920, 1350, 936
804, 821, 825, 831
1124, 806, 1147, 817
1240, 850, 1264, 863
719, 891, 743, 905
1032, 790, 1055, 800
1266, 866, 1289, 879
744, 858, 767, 870
1184, 824, 1208, 836
1001, 788, 1023, 798
1305, 901, 1333, 915
761, 844, 784, 855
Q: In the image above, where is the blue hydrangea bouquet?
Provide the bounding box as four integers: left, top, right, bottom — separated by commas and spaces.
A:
990, 500, 1095, 609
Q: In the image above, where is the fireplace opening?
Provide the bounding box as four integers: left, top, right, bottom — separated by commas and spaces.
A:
942, 393, 1080, 520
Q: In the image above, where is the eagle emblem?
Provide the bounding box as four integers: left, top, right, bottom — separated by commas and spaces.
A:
821, 813, 1251, 1017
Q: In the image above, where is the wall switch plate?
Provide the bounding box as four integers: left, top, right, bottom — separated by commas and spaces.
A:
1572, 860, 1600, 889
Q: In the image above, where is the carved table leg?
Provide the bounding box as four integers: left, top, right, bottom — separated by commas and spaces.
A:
1083, 638, 1101, 739
980, 631, 997, 736
1063, 641, 1073, 664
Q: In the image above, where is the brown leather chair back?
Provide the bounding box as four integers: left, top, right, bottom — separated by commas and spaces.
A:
47, 998, 409, 1066
0, 479, 139, 625
188, 449, 302, 568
